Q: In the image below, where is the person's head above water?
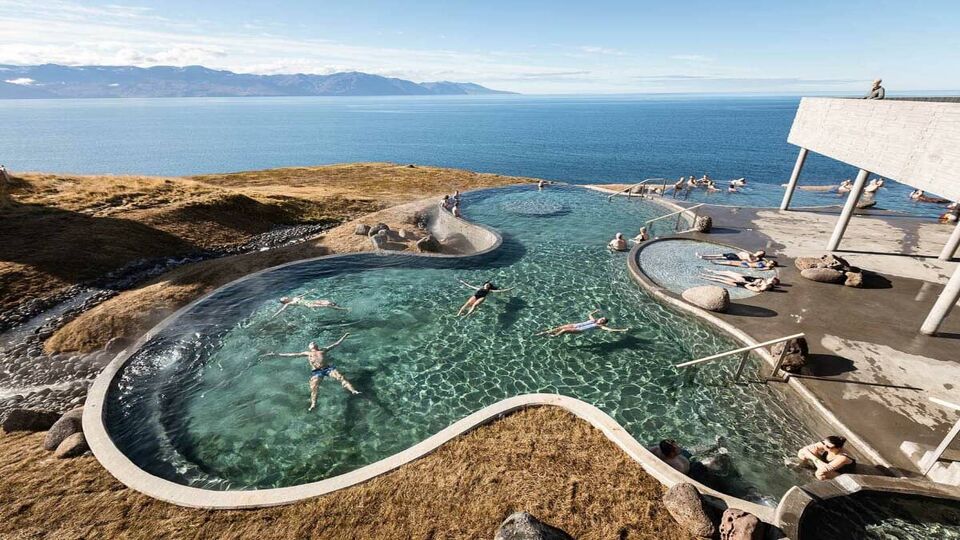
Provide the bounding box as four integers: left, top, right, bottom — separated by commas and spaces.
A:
280, 296, 292, 304
482, 281, 494, 290
615, 233, 624, 239
823, 435, 847, 450
596, 316, 609, 325
308, 341, 318, 351
658, 439, 680, 458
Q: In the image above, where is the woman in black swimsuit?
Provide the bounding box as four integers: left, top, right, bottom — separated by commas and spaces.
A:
797, 435, 856, 480
456, 279, 513, 316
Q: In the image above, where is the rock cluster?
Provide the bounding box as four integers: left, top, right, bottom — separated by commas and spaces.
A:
494, 512, 573, 540
681, 285, 730, 313
795, 254, 863, 287
662, 483, 766, 540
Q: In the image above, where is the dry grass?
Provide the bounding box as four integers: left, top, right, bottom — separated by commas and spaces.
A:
44, 202, 433, 354
0, 407, 689, 540
1, 163, 532, 316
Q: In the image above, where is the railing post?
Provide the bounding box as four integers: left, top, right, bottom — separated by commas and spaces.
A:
733, 352, 749, 381
768, 341, 791, 382
922, 418, 960, 476
780, 147, 808, 211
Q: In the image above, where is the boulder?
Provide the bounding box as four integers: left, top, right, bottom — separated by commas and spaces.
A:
844, 271, 864, 288
693, 215, 713, 233
371, 230, 389, 249
354, 224, 370, 236
719, 508, 764, 540
800, 267, 845, 284
368, 223, 390, 236
681, 286, 730, 313
416, 235, 442, 253
2, 409, 61, 433
662, 483, 716, 538
794, 257, 822, 271
54, 432, 88, 459
42, 408, 84, 451
494, 512, 573, 540
771, 337, 809, 374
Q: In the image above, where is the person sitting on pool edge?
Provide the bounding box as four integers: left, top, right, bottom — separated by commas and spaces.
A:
699, 269, 780, 292
630, 227, 649, 244
608, 233, 629, 251
457, 279, 514, 316
264, 333, 360, 410
648, 439, 690, 474
796, 435, 856, 480
536, 309, 629, 337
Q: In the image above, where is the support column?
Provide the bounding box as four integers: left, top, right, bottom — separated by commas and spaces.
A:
921, 264, 960, 335
780, 147, 808, 211
939, 221, 960, 261
826, 168, 869, 251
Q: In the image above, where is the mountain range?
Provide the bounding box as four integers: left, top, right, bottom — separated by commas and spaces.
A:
0, 64, 517, 99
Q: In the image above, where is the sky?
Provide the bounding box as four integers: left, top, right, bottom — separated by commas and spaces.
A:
1, 0, 958, 94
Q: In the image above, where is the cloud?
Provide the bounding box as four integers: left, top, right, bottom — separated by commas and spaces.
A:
633, 75, 861, 85
578, 46, 626, 56
670, 54, 712, 62
4, 77, 34, 85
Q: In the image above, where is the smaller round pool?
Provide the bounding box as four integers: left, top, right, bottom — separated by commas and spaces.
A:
637, 239, 774, 299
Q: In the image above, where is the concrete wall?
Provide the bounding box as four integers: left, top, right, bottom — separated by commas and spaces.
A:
788, 97, 960, 201
428, 206, 501, 255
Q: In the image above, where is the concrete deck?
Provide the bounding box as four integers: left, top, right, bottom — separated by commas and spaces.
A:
673, 203, 960, 472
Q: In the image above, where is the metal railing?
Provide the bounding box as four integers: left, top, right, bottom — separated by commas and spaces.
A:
607, 178, 667, 201
921, 397, 960, 476
675, 333, 805, 383
643, 203, 704, 234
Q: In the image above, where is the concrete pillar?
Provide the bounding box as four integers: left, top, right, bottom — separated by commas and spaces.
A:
939, 221, 960, 261
921, 264, 960, 335
826, 169, 869, 251
780, 148, 808, 211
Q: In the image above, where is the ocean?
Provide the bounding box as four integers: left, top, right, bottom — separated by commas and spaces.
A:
0, 94, 946, 216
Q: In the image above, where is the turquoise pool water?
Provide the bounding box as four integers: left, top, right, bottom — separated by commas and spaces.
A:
106, 186, 814, 503
801, 493, 960, 539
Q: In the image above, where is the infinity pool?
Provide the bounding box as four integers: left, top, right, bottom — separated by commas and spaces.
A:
105, 186, 814, 503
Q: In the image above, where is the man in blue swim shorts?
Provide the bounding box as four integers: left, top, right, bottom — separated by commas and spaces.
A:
265, 332, 360, 410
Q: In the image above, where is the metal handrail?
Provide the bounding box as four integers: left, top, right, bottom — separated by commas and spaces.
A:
607, 179, 651, 200
643, 203, 704, 228
676, 333, 805, 382
921, 397, 960, 476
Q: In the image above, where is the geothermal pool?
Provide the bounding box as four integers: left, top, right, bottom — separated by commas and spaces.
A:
104, 186, 814, 504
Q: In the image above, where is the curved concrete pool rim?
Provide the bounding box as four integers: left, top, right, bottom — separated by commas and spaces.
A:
630, 237, 887, 469
83, 187, 768, 520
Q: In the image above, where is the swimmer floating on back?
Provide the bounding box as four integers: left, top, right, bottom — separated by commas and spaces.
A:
274, 295, 348, 317
263, 333, 359, 410
536, 309, 629, 337
457, 279, 514, 316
